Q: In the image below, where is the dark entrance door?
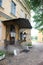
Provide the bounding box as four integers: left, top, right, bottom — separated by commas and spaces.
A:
10, 25, 15, 45
20, 32, 23, 40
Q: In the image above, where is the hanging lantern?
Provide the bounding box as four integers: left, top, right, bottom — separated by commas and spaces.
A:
10, 32, 16, 37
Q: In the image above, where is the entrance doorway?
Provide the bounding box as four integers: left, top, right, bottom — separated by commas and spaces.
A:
20, 32, 23, 40
10, 25, 15, 45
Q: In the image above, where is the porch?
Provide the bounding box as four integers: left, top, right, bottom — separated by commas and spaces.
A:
1, 18, 32, 52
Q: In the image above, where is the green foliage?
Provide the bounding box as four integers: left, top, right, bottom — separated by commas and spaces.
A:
30, 0, 41, 10
0, 51, 5, 56
27, 43, 32, 46
23, 0, 31, 9
25, 43, 32, 46
33, 11, 43, 31
30, 0, 43, 31
24, 0, 43, 31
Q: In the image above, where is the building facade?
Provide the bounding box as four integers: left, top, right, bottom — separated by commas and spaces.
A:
38, 32, 43, 43
0, 0, 32, 49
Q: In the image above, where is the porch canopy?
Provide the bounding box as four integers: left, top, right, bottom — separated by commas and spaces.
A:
2, 18, 32, 29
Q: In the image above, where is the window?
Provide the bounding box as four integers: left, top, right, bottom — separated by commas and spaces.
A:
0, 0, 2, 6
20, 9, 25, 18
11, 1, 16, 16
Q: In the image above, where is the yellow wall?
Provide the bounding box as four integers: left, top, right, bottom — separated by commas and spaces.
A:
0, 0, 31, 46
0, 0, 30, 20
0, 22, 6, 46
38, 32, 43, 43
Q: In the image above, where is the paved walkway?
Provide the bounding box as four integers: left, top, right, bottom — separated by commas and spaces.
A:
0, 43, 43, 65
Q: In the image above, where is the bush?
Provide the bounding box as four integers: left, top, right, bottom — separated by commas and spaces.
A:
0, 51, 5, 56
25, 43, 32, 46
27, 44, 32, 46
